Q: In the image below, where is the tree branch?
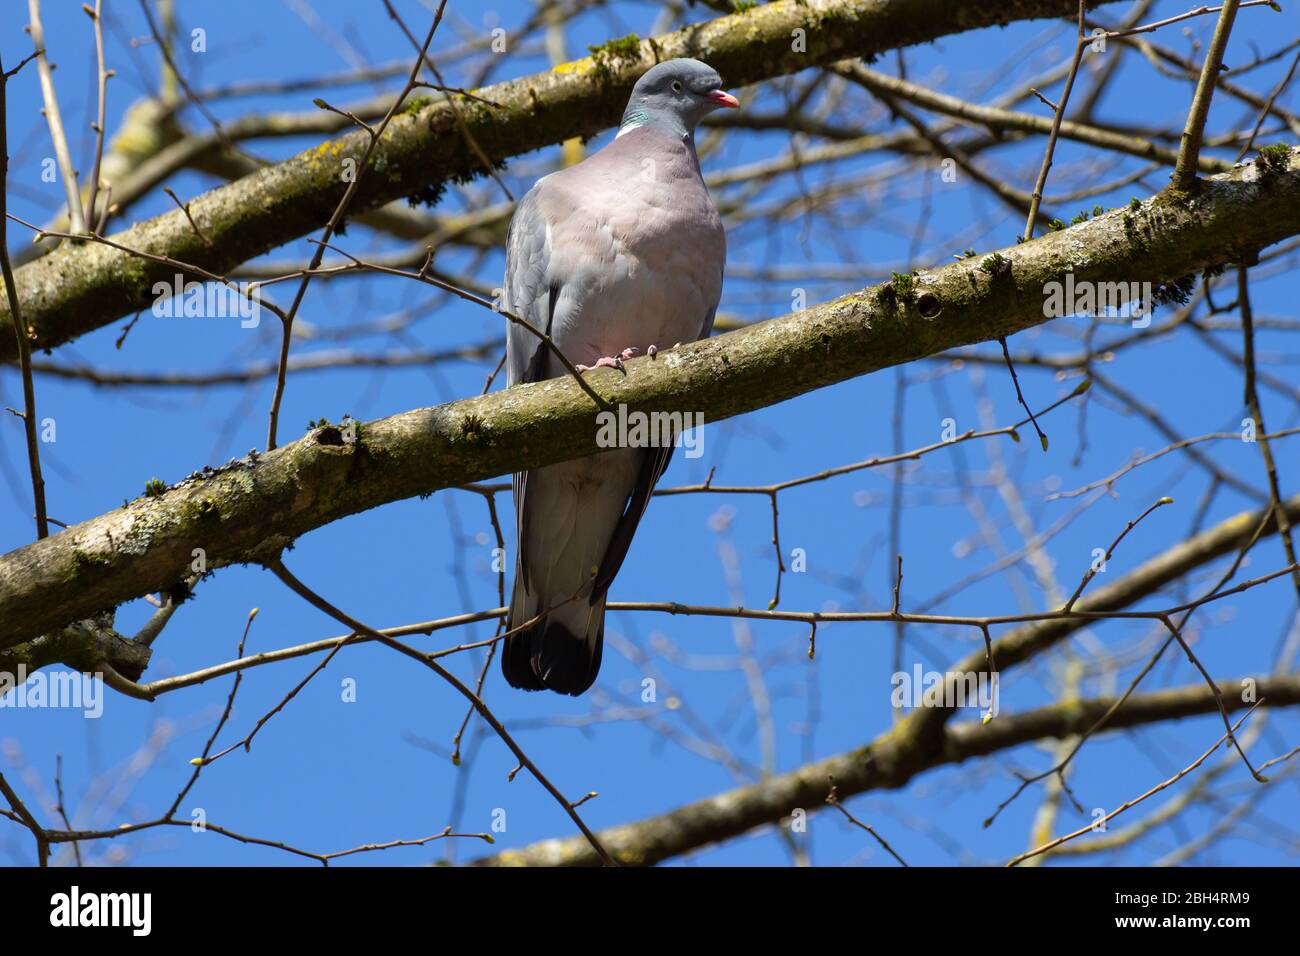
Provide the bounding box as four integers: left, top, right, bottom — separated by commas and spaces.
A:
0, 150, 1296, 644
470, 676, 1300, 866
0, 0, 1130, 362
1171, 0, 1242, 190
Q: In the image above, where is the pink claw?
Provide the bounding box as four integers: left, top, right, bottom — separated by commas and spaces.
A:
577, 355, 625, 373
577, 347, 642, 374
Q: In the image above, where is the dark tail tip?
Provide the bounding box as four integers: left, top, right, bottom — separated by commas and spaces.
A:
502, 616, 603, 697
501, 620, 546, 692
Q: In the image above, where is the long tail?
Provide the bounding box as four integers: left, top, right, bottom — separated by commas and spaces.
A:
502, 580, 605, 696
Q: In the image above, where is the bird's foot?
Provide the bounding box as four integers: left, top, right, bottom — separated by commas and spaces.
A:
577, 347, 640, 374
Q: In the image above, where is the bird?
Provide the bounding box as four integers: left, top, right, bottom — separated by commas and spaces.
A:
500, 58, 738, 696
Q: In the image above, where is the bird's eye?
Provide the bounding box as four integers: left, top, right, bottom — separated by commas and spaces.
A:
670, 80, 683, 93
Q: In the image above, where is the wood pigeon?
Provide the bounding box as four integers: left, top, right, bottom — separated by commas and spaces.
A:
501, 58, 738, 695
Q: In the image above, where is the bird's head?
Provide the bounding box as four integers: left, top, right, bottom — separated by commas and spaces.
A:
618, 58, 739, 139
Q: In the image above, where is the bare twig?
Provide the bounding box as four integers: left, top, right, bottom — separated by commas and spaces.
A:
1237, 263, 1300, 606
0, 52, 49, 539
83, 0, 112, 232
265, 557, 617, 866
826, 778, 908, 866
26, 0, 85, 232
265, 0, 450, 450
1007, 703, 1261, 866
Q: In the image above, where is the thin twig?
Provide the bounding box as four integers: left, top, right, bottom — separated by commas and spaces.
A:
1064, 496, 1173, 611
26, 0, 85, 232
265, 0, 450, 450
83, 0, 112, 233
827, 778, 908, 866
136, 0, 233, 150
1007, 703, 1261, 865
265, 557, 617, 866
1237, 263, 1300, 607
0, 53, 49, 539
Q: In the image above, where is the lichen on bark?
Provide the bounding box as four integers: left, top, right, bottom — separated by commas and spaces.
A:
0, 152, 1295, 647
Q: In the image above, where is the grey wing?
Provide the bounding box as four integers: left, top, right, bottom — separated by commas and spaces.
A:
504, 184, 554, 389
592, 303, 720, 598
503, 185, 556, 580
699, 303, 718, 340
696, 226, 728, 338
591, 445, 673, 598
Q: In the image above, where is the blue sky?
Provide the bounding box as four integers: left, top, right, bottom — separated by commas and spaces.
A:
1, 0, 1298, 866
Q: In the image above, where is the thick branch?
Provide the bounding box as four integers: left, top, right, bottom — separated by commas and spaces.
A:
0, 0, 1130, 362
0, 151, 1296, 645
471, 676, 1300, 866
1171, 0, 1241, 189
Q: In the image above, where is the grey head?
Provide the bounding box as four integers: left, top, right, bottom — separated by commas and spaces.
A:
618, 58, 739, 140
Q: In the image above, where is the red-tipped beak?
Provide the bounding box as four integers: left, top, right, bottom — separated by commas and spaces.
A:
708, 89, 740, 109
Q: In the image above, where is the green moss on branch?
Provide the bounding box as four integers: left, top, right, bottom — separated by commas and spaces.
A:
0, 154, 1295, 645
0, 0, 1130, 362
